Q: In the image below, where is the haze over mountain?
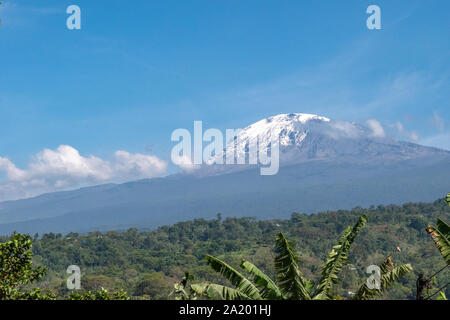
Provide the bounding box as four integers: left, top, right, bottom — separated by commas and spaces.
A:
0, 113, 449, 235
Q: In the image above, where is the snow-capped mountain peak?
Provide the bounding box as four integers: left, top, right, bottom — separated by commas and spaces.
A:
199, 113, 449, 176
215, 112, 366, 160
238, 113, 330, 147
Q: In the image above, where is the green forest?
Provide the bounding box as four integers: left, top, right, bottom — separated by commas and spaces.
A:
1, 196, 449, 300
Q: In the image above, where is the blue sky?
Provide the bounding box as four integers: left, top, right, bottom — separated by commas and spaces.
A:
0, 0, 449, 200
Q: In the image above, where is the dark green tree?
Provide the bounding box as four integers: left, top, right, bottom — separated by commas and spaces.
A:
134, 272, 173, 299
67, 288, 130, 300
0, 233, 51, 299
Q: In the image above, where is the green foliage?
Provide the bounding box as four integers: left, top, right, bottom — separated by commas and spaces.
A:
133, 272, 173, 299
240, 260, 282, 299
0, 233, 130, 300
0, 233, 48, 299
437, 219, 450, 239
82, 274, 115, 291
426, 218, 450, 265
437, 291, 447, 300
191, 283, 251, 300
5, 196, 447, 300
205, 255, 262, 299
353, 256, 413, 300
9, 288, 57, 300
67, 288, 130, 300
169, 272, 197, 300
425, 211, 449, 300
274, 232, 311, 300
314, 215, 367, 299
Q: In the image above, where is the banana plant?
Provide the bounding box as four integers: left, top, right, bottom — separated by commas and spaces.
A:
426, 218, 450, 265
437, 291, 447, 300
313, 215, 367, 299
425, 194, 450, 264
425, 198, 449, 300
240, 259, 283, 299
352, 256, 412, 300
274, 232, 312, 300
169, 272, 198, 300
196, 255, 263, 300
191, 215, 412, 300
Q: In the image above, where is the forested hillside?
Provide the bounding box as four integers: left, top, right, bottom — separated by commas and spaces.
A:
2, 198, 449, 300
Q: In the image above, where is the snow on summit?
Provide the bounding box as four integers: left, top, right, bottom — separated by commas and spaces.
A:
206, 113, 341, 169
239, 113, 331, 147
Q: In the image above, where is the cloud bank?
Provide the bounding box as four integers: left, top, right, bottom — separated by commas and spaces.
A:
0, 145, 167, 202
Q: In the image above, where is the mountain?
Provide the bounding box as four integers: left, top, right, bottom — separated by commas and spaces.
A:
0, 113, 449, 235
199, 113, 448, 175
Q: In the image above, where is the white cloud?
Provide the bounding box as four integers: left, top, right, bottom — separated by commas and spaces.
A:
172, 155, 200, 173
395, 122, 419, 142
326, 121, 362, 139
113, 150, 168, 180
0, 145, 167, 202
366, 119, 386, 138
29, 145, 113, 181
0, 157, 26, 181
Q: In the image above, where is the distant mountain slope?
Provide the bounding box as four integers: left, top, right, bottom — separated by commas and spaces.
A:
0, 113, 449, 234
